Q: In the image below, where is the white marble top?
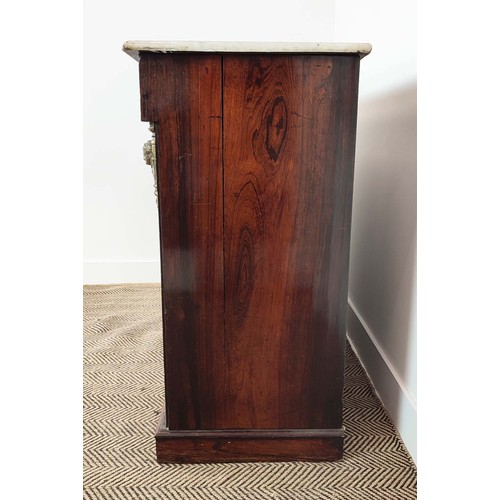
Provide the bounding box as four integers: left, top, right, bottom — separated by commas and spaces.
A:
123, 41, 372, 61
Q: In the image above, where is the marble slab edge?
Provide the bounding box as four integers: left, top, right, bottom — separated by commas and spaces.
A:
123, 40, 372, 61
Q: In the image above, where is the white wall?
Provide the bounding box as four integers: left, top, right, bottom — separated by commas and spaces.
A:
334, 1, 417, 461
347, 85, 417, 461
84, 0, 416, 461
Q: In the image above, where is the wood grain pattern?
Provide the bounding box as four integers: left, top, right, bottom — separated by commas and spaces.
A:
139, 53, 361, 436
139, 53, 225, 429
222, 55, 360, 429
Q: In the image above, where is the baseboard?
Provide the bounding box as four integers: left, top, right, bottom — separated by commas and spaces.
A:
155, 407, 344, 463
83, 260, 161, 284
347, 300, 417, 463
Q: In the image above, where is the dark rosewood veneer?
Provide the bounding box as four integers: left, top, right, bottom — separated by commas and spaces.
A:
124, 41, 370, 463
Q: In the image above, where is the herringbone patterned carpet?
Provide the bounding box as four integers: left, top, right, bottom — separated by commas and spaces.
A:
83, 283, 416, 499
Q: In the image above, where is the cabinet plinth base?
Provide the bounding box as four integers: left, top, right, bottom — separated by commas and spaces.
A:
155, 408, 344, 464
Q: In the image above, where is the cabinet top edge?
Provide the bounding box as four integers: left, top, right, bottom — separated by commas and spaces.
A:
122, 40, 372, 61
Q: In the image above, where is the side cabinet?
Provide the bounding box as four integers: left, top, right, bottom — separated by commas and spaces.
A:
124, 41, 371, 463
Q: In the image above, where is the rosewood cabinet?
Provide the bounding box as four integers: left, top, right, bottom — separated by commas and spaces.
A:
123, 41, 371, 463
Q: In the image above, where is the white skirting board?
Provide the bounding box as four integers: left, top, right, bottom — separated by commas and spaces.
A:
83, 260, 161, 284
347, 300, 417, 463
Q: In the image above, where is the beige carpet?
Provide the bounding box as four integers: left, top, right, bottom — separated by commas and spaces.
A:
83, 283, 416, 499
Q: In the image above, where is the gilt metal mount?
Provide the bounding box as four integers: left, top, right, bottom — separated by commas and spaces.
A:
143, 122, 158, 205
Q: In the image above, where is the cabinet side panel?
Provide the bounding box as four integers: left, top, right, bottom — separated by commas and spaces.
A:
140, 54, 225, 429
223, 55, 360, 429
